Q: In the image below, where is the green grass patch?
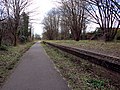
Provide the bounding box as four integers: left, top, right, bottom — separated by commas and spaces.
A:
42, 43, 118, 90
86, 79, 104, 89
0, 42, 34, 87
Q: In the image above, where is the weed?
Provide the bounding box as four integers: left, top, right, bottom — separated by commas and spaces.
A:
86, 79, 104, 89
0, 42, 34, 86
42, 43, 117, 90
0, 45, 8, 51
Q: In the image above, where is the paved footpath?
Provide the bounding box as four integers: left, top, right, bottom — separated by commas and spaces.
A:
1, 42, 70, 90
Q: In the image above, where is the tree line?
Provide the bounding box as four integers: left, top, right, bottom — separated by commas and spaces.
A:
42, 0, 120, 41
0, 0, 33, 47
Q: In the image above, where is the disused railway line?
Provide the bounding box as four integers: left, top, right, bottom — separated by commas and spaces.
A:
43, 41, 120, 74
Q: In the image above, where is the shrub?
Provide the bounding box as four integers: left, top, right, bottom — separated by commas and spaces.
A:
0, 45, 8, 51
19, 35, 26, 43
116, 30, 120, 40
87, 79, 104, 89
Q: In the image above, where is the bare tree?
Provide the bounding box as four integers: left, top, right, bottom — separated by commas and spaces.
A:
4, 0, 29, 46
111, 0, 120, 9
59, 0, 88, 41
59, 5, 72, 40
60, 17, 71, 40
85, 0, 120, 41
42, 8, 60, 40
0, 0, 7, 46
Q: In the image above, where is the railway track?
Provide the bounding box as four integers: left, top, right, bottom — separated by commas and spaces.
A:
43, 41, 120, 74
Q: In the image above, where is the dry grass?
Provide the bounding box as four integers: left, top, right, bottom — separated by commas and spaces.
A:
42, 43, 119, 90
0, 42, 34, 87
46, 40, 120, 58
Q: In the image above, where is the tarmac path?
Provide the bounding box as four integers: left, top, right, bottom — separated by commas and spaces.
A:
1, 42, 70, 90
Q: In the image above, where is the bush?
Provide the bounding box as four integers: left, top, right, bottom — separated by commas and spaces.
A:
0, 45, 8, 51
116, 30, 120, 40
117, 36, 120, 40
19, 35, 26, 43
87, 79, 104, 89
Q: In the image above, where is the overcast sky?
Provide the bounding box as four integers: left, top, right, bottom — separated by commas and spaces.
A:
27, 0, 58, 36
28, 0, 98, 36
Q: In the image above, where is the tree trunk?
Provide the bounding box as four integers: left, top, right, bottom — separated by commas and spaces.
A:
75, 36, 80, 41
0, 36, 2, 46
13, 34, 17, 46
104, 29, 117, 42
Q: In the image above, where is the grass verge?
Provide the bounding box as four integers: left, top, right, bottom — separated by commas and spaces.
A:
0, 42, 35, 87
46, 40, 120, 58
42, 43, 119, 90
